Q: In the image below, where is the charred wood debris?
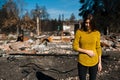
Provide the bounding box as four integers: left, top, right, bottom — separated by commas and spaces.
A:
0, 33, 120, 56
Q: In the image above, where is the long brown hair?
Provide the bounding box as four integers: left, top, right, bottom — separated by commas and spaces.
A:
81, 14, 97, 31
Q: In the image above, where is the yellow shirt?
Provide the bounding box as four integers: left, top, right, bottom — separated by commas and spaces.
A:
73, 29, 102, 66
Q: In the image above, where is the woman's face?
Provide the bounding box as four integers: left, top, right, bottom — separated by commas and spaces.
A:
85, 19, 91, 30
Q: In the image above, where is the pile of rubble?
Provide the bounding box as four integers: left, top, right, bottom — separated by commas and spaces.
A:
0, 33, 120, 56
100, 33, 120, 51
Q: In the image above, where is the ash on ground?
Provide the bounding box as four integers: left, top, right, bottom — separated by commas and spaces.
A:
0, 51, 120, 80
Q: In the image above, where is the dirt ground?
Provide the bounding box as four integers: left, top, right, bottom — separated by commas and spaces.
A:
0, 51, 120, 80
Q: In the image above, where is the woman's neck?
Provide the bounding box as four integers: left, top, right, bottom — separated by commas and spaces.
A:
88, 29, 92, 32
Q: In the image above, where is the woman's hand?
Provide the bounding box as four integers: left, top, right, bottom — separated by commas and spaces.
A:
98, 62, 102, 72
77, 48, 95, 57
85, 50, 95, 57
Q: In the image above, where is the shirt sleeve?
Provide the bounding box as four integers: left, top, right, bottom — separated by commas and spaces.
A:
96, 31, 102, 56
72, 30, 81, 51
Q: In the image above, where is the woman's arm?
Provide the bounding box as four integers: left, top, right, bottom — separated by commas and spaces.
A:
77, 48, 95, 57
98, 56, 102, 72
96, 31, 102, 72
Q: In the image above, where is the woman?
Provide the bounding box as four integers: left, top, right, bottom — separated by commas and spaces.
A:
73, 14, 102, 80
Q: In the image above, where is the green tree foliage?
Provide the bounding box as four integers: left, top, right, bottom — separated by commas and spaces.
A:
79, 0, 120, 33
